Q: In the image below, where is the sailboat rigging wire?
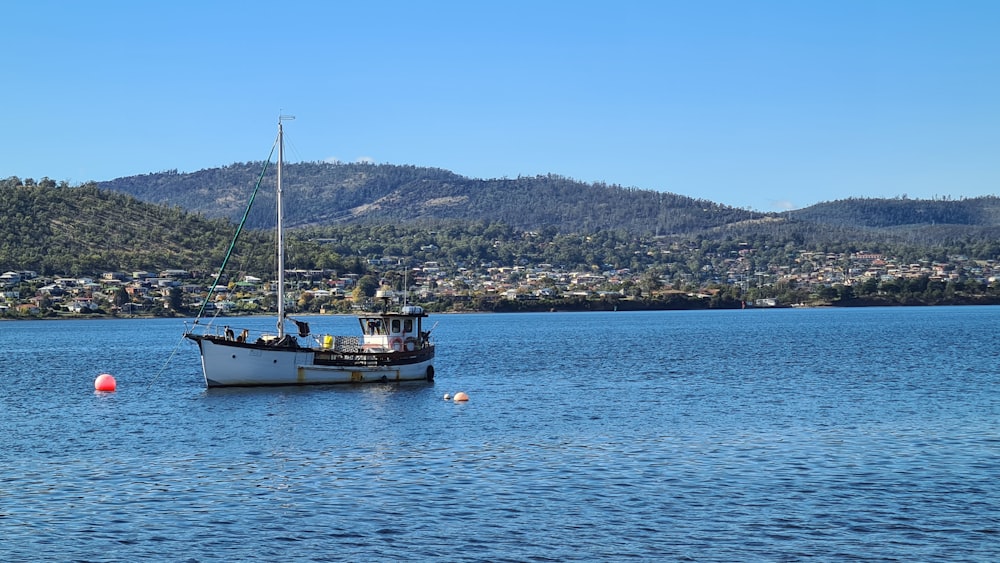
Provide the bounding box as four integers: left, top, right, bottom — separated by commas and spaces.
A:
142, 331, 191, 395
191, 142, 278, 324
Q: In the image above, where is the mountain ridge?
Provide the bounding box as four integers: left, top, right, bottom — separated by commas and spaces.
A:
97, 162, 763, 235
96, 162, 1000, 238
4, 169, 1000, 280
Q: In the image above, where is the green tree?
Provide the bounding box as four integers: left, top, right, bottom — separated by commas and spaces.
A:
858, 277, 879, 296
816, 286, 837, 301
113, 287, 130, 308
353, 275, 379, 300
168, 287, 184, 312
835, 284, 855, 301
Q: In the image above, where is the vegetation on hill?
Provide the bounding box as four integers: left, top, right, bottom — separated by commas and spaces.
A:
97, 163, 1000, 251
0, 176, 265, 275
4, 169, 1000, 300
98, 162, 763, 235
790, 195, 1000, 228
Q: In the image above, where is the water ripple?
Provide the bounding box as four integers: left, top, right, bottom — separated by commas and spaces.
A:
1, 311, 999, 560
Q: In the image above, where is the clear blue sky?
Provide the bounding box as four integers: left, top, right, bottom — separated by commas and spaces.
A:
3, 1, 998, 211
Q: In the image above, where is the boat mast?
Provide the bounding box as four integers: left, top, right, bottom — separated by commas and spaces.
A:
276, 115, 294, 337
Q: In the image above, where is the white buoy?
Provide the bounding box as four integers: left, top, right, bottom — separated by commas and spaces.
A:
443, 393, 451, 400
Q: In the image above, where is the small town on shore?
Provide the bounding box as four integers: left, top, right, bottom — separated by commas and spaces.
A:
4, 243, 1000, 319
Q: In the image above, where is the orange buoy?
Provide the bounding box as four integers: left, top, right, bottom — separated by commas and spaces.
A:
94, 373, 117, 392
453, 391, 469, 402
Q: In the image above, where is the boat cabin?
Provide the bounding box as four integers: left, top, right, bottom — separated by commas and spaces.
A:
358, 305, 429, 352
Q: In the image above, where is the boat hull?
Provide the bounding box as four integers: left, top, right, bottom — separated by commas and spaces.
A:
188, 335, 435, 388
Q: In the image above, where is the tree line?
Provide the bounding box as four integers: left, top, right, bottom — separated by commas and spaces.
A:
4, 175, 1000, 294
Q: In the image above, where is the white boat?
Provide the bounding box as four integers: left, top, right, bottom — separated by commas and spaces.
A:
185, 118, 435, 387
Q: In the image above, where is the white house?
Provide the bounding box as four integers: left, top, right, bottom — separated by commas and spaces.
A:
1, 272, 22, 285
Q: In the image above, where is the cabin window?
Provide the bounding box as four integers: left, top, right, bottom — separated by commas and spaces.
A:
404, 319, 413, 333
391, 319, 401, 334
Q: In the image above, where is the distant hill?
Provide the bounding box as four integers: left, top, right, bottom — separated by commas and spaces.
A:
790, 196, 1000, 228
97, 162, 762, 236
778, 196, 1000, 247
96, 162, 1000, 247
5, 167, 1000, 278
0, 177, 266, 275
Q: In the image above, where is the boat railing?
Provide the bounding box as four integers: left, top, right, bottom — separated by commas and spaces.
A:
187, 322, 272, 344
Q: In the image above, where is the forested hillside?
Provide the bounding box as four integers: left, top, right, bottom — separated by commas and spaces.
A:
791, 196, 1000, 228
98, 162, 762, 235
774, 196, 1000, 250
4, 170, 1000, 281
0, 177, 267, 275
98, 163, 1000, 247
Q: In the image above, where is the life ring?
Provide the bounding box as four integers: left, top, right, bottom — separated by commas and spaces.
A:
390, 337, 403, 351
404, 337, 417, 352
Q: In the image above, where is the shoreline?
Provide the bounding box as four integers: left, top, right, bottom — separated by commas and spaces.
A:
5, 296, 1000, 321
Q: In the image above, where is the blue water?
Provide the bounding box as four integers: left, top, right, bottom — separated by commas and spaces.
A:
2, 307, 998, 561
